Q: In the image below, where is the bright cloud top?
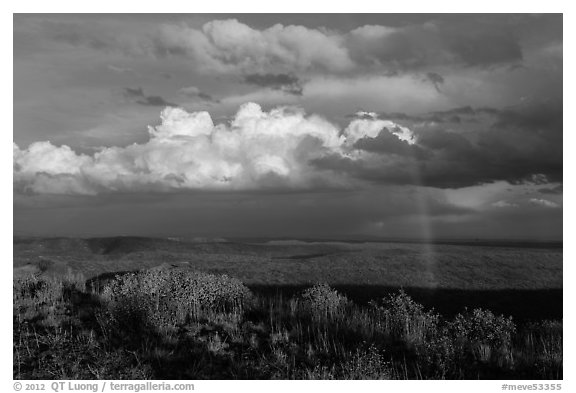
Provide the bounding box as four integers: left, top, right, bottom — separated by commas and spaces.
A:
14, 103, 415, 195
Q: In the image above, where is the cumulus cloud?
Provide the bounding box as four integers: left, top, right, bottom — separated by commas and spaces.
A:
14, 103, 418, 195
148, 19, 525, 75
14, 98, 562, 195
343, 116, 416, 146
154, 19, 353, 74
29, 17, 531, 81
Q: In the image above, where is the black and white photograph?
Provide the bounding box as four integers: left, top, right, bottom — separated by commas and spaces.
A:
12, 11, 564, 384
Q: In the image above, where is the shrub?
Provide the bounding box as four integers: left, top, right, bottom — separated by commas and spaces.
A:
13, 271, 562, 380
101, 269, 253, 332
14, 275, 63, 306
447, 308, 516, 365
373, 290, 440, 347
37, 259, 53, 273
514, 320, 562, 379
300, 283, 350, 320
13, 274, 84, 328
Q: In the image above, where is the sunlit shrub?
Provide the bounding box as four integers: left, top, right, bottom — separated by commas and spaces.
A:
373, 290, 440, 347
300, 283, 350, 320
101, 269, 253, 331
13, 271, 561, 380
447, 308, 516, 365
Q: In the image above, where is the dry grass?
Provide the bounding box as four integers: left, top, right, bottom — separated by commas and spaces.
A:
14, 271, 562, 380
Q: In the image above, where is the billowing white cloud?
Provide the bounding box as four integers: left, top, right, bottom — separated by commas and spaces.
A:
14, 141, 92, 176
14, 103, 415, 195
343, 117, 416, 146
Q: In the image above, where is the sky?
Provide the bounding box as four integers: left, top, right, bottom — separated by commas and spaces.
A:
13, 14, 563, 240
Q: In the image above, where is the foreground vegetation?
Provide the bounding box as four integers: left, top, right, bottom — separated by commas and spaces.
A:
14, 269, 562, 379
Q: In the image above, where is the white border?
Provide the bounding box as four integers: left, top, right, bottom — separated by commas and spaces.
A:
4, 2, 571, 391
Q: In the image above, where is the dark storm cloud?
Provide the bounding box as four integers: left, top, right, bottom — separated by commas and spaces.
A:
359, 102, 560, 131
123, 87, 177, 107
316, 100, 562, 189
491, 102, 562, 132
346, 21, 525, 73
429, 106, 478, 120
244, 73, 303, 96
348, 106, 501, 126
14, 186, 474, 238
446, 30, 523, 67
353, 130, 428, 158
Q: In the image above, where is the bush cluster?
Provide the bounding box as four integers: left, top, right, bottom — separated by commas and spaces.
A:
300, 283, 350, 320
368, 291, 518, 378
448, 308, 516, 365
14, 272, 562, 380
101, 269, 253, 331
373, 290, 440, 346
